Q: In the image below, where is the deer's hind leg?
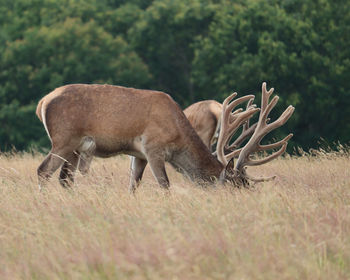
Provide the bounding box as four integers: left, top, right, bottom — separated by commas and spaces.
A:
37, 147, 73, 190
58, 136, 96, 187
59, 152, 79, 188
37, 135, 87, 190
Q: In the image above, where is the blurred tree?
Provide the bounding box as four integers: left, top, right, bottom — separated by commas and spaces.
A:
0, 102, 45, 151
280, 0, 350, 146
0, 0, 349, 150
0, 0, 150, 40
0, 18, 151, 150
192, 0, 350, 148
129, 0, 217, 104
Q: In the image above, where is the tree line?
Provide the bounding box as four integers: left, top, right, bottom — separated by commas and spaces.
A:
0, 0, 349, 151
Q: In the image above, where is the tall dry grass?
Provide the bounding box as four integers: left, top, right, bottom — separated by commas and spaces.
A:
0, 150, 349, 279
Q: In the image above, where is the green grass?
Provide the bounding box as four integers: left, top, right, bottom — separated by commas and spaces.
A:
0, 151, 349, 279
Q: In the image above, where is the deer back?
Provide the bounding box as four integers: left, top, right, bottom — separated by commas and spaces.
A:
38, 84, 223, 179
184, 100, 222, 149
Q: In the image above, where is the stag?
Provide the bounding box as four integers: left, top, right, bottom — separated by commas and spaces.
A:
36, 83, 294, 190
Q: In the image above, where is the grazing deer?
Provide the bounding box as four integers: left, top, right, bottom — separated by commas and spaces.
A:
80, 99, 248, 188
36, 83, 294, 190
184, 100, 223, 150
78, 99, 223, 185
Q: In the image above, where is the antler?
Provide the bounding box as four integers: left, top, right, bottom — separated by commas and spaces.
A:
234, 82, 295, 182
226, 98, 258, 151
216, 93, 260, 166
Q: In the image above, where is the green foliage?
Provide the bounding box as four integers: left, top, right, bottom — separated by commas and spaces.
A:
1, 19, 146, 101
129, 0, 217, 104
0, 102, 48, 150
0, 5, 151, 150
0, 0, 349, 150
192, 0, 350, 147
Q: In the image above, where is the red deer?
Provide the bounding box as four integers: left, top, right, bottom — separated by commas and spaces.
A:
81, 99, 251, 188
36, 82, 294, 190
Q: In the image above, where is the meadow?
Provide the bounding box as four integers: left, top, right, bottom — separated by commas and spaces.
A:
0, 150, 349, 279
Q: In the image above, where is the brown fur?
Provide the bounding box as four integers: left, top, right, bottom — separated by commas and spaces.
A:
184, 100, 222, 149
77, 99, 224, 189
36, 98, 44, 122
129, 100, 223, 191
36, 84, 225, 190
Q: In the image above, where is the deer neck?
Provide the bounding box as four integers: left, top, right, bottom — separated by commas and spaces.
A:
169, 135, 224, 183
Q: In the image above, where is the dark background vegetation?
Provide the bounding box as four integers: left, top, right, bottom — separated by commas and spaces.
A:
0, 0, 349, 151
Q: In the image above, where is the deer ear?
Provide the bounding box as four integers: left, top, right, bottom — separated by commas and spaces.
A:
225, 157, 235, 172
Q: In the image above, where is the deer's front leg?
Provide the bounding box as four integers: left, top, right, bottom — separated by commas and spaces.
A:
146, 153, 169, 189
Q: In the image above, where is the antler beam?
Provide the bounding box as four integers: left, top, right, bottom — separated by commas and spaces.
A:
216, 94, 260, 166
234, 82, 295, 182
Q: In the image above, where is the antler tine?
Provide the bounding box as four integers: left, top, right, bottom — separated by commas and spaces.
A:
224, 147, 243, 161
261, 82, 274, 112
224, 120, 288, 160
226, 97, 257, 150
234, 82, 294, 174
227, 97, 256, 146
216, 93, 259, 165
259, 133, 293, 150
261, 105, 295, 136
221, 92, 239, 128
244, 98, 255, 130
260, 95, 279, 124
228, 122, 258, 150
223, 92, 238, 107
217, 107, 259, 165
226, 94, 256, 116
232, 108, 244, 115
217, 93, 237, 165
223, 106, 259, 163
228, 107, 259, 136
243, 141, 288, 167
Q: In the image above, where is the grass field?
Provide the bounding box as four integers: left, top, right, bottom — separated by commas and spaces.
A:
0, 150, 349, 279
